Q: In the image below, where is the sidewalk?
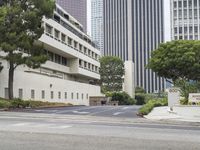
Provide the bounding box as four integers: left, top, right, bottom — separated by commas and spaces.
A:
145, 106, 200, 123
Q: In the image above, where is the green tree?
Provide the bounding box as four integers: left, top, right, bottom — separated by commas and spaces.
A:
147, 40, 200, 82
135, 86, 146, 94
0, 0, 55, 99
174, 79, 200, 100
99, 56, 124, 93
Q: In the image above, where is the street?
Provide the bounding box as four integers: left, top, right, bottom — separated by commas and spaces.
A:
13, 106, 141, 118
0, 106, 200, 150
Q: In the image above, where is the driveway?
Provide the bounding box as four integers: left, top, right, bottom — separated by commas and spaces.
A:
14, 106, 141, 118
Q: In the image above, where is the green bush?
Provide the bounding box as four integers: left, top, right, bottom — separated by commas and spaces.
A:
10, 99, 30, 108
135, 94, 146, 105
0, 99, 70, 109
0, 99, 11, 108
138, 98, 168, 116
135, 86, 146, 94
180, 98, 188, 105
111, 92, 136, 105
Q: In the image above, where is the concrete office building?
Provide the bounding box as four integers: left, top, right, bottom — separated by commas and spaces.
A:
0, 4, 101, 106
56, 0, 87, 32
171, 0, 200, 40
91, 0, 104, 53
103, 0, 166, 93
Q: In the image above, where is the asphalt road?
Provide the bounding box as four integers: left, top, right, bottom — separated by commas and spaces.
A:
14, 106, 141, 118
0, 111, 200, 150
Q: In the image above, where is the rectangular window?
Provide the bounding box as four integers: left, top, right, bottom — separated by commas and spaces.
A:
31, 90, 35, 99
51, 91, 54, 99
84, 62, 87, 68
68, 37, 72, 45
61, 33, 66, 42
42, 90, 45, 99
74, 41, 78, 49
54, 29, 60, 39
77, 93, 79, 99
82, 94, 84, 100
65, 92, 67, 99
62, 57, 67, 66
79, 44, 82, 51
48, 51, 54, 62
58, 92, 61, 99
55, 54, 61, 64
86, 94, 89, 99
84, 47, 87, 54
46, 24, 52, 35
88, 50, 91, 56
71, 93, 74, 99
4, 88, 9, 99
19, 89, 23, 99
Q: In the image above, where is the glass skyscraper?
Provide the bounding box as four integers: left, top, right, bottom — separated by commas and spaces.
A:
91, 0, 104, 53
103, 0, 166, 93
171, 0, 200, 40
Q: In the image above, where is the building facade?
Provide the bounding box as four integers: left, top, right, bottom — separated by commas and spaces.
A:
0, 4, 102, 105
56, 0, 87, 32
103, 0, 166, 93
91, 0, 104, 54
171, 0, 200, 40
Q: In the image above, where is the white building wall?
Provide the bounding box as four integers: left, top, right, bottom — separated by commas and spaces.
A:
0, 60, 102, 106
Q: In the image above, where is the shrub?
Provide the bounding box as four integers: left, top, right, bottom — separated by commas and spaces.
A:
0, 99, 11, 108
135, 94, 146, 105
180, 98, 188, 105
135, 86, 146, 94
10, 99, 30, 108
138, 98, 168, 116
111, 92, 136, 105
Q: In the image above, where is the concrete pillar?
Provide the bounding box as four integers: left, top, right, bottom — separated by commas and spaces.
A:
123, 61, 135, 98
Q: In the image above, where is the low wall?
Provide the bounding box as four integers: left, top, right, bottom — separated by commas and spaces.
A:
174, 105, 200, 118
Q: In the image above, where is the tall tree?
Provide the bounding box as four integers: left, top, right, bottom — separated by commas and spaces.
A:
147, 40, 200, 82
99, 56, 124, 93
0, 0, 55, 99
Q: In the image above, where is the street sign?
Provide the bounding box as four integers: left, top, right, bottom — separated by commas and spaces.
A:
189, 93, 200, 103
168, 88, 180, 110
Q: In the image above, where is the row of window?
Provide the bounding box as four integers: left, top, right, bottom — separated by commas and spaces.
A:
174, 0, 199, 8
174, 26, 200, 34
4, 88, 89, 100
54, 6, 97, 48
45, 24, 99, 61
174, 9, 200, 19
44, 50, 68, 66
174, 35, 199, 40
79, 59, 99, 73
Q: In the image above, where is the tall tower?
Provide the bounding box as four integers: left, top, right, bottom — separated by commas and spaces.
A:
56, 0, 87, 32
171, 0, 200, 40
91, 0, 104, 53
103, 0, 166, 93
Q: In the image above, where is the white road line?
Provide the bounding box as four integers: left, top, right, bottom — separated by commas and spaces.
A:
121, 107, 130, 110
72, 111, 90, 114
58, 125, 72, 129
35, 110, 45, 112
113, 112, 124, 116
12, 123, 30, 127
